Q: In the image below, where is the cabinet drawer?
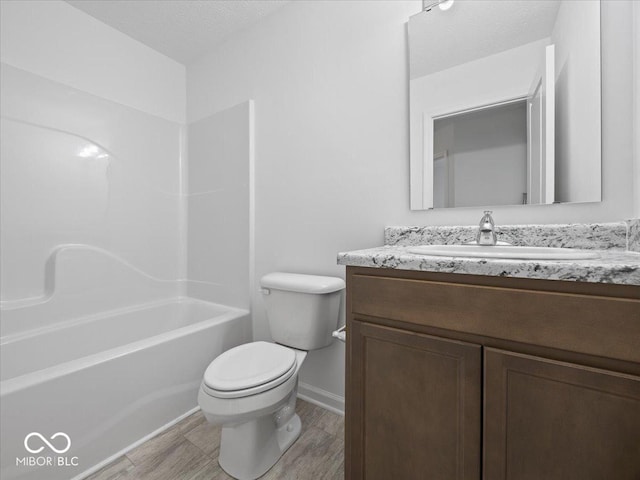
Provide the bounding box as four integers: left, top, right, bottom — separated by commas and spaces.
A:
350, 272, 640, 363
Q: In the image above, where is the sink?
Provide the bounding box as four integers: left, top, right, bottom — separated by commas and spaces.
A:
407, 244, 600, 260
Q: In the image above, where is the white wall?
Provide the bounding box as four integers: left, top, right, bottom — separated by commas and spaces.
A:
434, 103, 528, 208
552, 0, 601, 203
410, 39, 548, 209
0, 0, 186, 124
187, 102, 253, 309
188, 0, 421, 406
635, 2, 640, 217
187, 0, 637, 407
409, 0, 561, 80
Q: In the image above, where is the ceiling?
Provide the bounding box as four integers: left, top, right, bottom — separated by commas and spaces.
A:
65, 0, 292, 65
409, 0, 561, 79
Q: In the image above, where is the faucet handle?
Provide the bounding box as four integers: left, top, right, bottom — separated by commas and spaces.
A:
479, 210, 494, 225
477, 210, 498, 245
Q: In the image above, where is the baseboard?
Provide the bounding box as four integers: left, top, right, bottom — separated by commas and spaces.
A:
297, 382, 345, 416
74, 384, 343, 479
72, 406, 200, 480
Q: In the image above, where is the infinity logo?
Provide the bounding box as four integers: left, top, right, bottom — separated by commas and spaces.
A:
24, 432, 71, 454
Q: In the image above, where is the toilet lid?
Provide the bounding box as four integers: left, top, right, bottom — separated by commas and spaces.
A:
204, 341, 296, 392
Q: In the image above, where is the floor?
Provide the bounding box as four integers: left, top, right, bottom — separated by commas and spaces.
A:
85, 399, 344, 480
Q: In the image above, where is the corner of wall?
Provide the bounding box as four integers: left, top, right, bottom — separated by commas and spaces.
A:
634, 0, 640, 217
1, 0, 186, 124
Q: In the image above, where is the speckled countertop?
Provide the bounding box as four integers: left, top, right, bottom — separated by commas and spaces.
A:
337, 221, 640, 286
338, 245, 640, 285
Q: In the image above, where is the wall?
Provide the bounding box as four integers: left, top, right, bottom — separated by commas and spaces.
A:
409, 0, 561, 80
434, 102, 528, 208
635, 2, 640, 217
0, 0, 185, 124
552, 0, 601, 203
187, 0, 637, 409
0, 2, 186, 312
187, 102, 253, 308
410, 39, 549, 209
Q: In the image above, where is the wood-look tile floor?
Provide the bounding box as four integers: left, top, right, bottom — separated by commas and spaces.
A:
85, 399, 344, 480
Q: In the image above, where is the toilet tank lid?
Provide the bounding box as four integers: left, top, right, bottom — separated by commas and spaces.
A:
261, 272, 345, 294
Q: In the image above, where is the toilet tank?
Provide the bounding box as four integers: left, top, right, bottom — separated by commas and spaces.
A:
260, 273, 345, 350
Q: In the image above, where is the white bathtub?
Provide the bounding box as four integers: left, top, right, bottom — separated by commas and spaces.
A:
0, 297, 251, 480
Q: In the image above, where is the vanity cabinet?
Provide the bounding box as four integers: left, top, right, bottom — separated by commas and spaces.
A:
484, 349, 640, 480
348, 320, 481, 480
345, 267, 640, 480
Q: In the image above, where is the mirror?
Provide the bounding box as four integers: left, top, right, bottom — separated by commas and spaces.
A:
409, 0, 602, 210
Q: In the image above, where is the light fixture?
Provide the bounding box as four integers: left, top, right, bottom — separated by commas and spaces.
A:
77, 144, 109, 160
422, 0, 454, 12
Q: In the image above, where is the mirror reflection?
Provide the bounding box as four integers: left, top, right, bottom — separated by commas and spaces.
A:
409, 0, 602, 210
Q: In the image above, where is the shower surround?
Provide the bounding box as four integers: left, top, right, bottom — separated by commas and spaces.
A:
0, 65, 252, 479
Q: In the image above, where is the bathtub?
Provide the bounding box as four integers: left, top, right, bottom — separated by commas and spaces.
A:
0, 297, 251, 480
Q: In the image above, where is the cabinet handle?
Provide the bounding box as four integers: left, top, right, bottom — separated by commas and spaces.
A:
332, 325, 346, 343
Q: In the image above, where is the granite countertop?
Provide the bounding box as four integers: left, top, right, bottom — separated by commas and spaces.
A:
337, 245, 640, 285
337, 221, 640, 286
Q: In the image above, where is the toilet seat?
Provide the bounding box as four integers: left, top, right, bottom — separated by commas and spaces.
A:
203, 342, 297, 399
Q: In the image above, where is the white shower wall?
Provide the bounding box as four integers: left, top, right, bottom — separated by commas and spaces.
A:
0, 1, 186, 309
186, 102, 253, 309
0, 65, 183, 304
0, 0, 258, 329
0, 0, 258, 331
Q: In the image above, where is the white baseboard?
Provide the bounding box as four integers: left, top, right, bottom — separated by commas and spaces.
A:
73, 406, 200, 480
297, 382, 345, 416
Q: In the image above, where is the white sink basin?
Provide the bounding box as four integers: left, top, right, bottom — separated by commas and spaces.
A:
407, 244, 600, 260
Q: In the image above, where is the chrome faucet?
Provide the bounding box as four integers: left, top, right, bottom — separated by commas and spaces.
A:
476, 211, 497, 246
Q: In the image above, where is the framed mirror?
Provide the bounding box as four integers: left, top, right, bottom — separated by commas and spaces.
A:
409, 0, 602, 210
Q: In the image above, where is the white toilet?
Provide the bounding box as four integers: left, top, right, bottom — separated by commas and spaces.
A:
198, 272, 345, 480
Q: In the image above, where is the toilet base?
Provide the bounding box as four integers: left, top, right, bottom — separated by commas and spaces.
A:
218, 413, 302, 480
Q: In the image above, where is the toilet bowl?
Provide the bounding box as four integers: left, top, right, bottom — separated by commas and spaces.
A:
198, 342, 307, 480
198, 273, 345, 480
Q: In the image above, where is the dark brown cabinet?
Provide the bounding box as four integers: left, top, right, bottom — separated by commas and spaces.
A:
345, 267, 640, 480
484, 348, 640, 480
348, 320, 481, 480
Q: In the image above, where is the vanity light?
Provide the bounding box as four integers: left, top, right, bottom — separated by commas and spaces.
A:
422, 0, 454, 12
438, 0, 454, 11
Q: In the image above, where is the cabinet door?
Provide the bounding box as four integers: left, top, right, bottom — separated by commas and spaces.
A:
346, 320, 481, 480
484, 348, 640, 480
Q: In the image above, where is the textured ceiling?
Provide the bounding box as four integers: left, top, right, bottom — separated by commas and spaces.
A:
65, 0, 292, 65
410, 0, 562, 79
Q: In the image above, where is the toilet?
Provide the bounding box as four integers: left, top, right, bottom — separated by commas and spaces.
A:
197, 272, 345, 480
